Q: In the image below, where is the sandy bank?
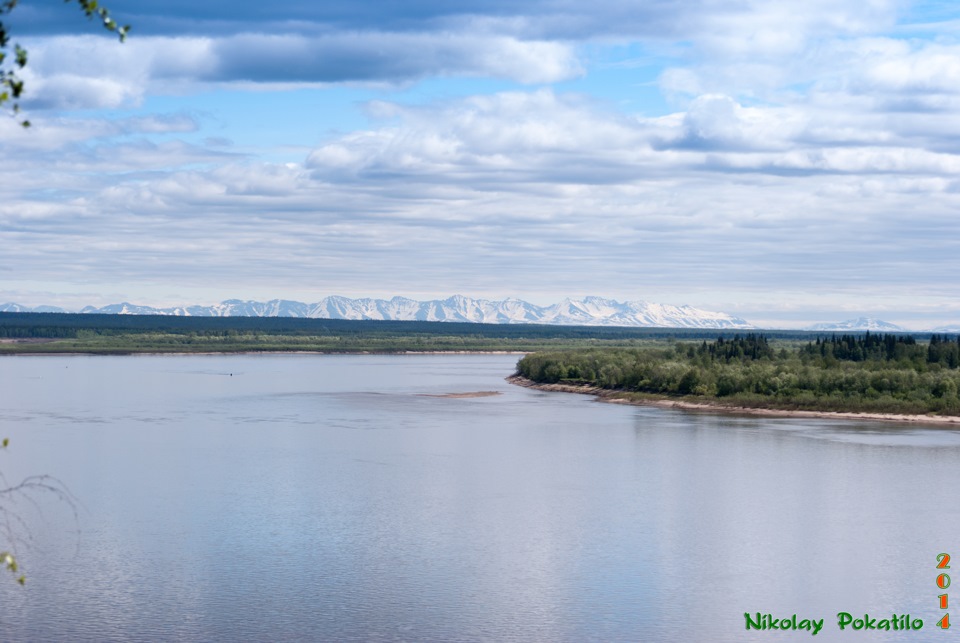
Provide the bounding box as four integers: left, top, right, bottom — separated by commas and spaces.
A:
506, 375, 960, 426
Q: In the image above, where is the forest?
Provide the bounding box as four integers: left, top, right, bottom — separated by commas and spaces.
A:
0, 312, 817, 354
516, 333, 960, 416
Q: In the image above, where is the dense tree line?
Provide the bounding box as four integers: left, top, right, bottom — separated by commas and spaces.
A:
797, 332, 960, 370
517, 333, 960, 416
1, 314, 808, 354
0, 312, 835, 342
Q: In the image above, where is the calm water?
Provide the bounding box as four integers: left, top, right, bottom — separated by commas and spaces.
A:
1, 354, 960, 641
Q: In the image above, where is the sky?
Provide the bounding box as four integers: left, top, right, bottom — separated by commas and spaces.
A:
1, 0, 959, 329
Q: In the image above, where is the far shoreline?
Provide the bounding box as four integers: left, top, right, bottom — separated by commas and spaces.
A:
506, 375, 960, 426
0, 349, 530, 357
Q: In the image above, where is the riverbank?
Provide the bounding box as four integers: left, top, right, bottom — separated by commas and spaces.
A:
506, 375, 960, 425
0, 349, 530, 357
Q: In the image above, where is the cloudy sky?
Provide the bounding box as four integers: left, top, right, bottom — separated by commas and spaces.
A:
2, 0, 959, 328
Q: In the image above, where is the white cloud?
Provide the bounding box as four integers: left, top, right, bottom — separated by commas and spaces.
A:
306, 90, 649, 184
16, 32, 580, 110
17, 35, 214, 109
861, 43, 960, 93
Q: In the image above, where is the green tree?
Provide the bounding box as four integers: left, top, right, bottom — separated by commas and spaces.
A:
1, 0, 129, 125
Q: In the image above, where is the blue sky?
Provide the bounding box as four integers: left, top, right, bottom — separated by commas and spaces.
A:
2, 0, 960, 328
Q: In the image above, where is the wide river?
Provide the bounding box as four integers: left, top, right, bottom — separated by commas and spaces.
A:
1, 354, 959, 641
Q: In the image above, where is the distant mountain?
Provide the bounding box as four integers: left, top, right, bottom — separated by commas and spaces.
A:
3, 296, 755, 329
0, 303, 67, 313
932, 325, 960, 334
806, 317, 906, 332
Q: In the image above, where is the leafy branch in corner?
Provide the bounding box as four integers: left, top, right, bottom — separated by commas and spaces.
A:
1, 0, 130, 126
1, 438, 79, 585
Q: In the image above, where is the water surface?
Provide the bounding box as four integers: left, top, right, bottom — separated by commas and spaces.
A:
1, 354, 958, 641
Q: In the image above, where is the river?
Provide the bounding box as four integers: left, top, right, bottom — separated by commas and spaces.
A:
1, 353, 958, 641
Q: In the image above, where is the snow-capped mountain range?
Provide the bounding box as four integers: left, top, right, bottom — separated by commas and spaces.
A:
0, 295, 754, 329
806, 318, 907, 332
803, 318, 960, 333
4, 299, 958, 332
803, 317, 960, 333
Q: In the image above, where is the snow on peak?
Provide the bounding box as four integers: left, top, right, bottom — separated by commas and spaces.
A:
806, 317, 906, 332
5, 296, 756, 329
